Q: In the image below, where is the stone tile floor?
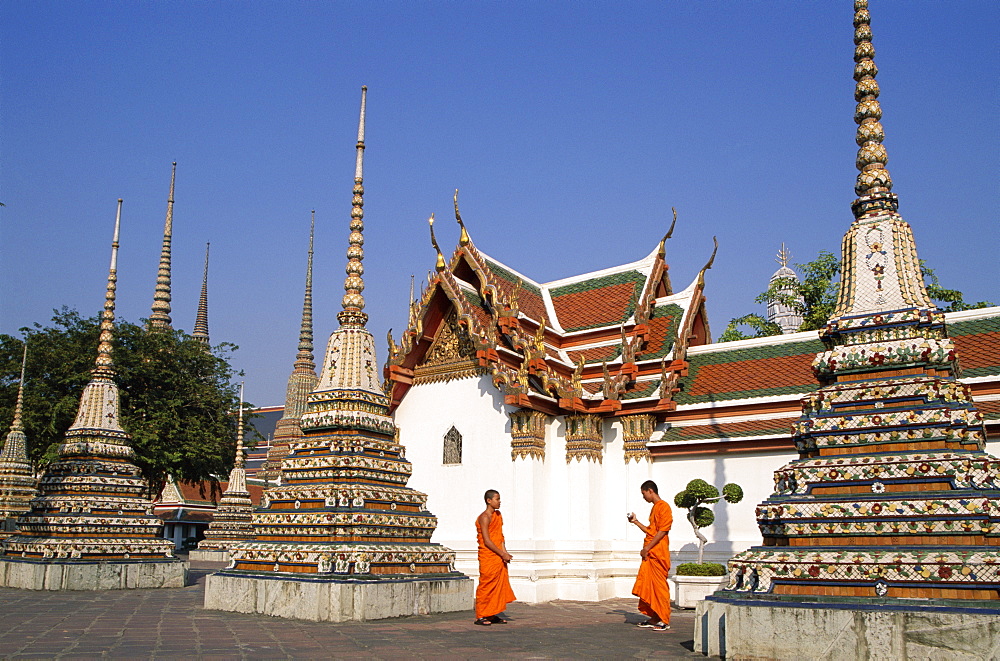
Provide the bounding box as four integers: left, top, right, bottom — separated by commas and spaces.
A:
0, 560, 715, 659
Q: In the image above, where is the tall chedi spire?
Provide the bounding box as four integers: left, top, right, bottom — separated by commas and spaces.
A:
149, 162, 177, 330
0, 200, 183, 590
192, 242, 211, 346
717, 0, 996, 609
258, 213, 318, 483
195, 383, 253, 559
0, 342, 39, 540
205, 87, 469, 622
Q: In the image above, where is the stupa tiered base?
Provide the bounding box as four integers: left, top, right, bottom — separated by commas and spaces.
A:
205, 568, 471, 622
696, 595, 1000, 660
0, 556, 187, 590
188, 549, 232, 562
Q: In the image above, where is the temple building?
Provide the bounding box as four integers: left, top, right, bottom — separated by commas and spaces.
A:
0, 200, 186, 590
204, 87, 472, 622
0, 344, 39, 540
696, 2, 1000, 657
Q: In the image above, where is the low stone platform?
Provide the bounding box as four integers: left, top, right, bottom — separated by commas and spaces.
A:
695, 595, 1000, 660
204, 570, 473, 622
188, 549, 231, 563
0, 557, 188, 590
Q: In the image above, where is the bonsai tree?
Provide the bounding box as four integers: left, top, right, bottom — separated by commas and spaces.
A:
674, 479, 744, 573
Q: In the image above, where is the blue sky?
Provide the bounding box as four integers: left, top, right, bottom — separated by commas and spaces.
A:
2, 1, 997, 407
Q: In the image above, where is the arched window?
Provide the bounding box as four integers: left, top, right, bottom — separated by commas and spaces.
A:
443, 426, 462, 465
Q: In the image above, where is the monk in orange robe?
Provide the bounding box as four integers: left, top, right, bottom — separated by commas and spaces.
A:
628, 479, 673, 631
474, 489, 515, 626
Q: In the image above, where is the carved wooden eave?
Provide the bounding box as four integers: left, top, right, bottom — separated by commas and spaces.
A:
386, 218, 711, 423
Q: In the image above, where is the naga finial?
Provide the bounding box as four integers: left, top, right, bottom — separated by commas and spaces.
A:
696, 236, 719, 289
454, 189, 470, 247
658, 207, 678, 259
428, 214, 446, 271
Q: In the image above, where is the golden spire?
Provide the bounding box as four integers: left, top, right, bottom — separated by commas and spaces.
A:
298, 211, 315, 356
149, 162, 176, 329
428, 213, 446, 271
454, 189, 470, 246
95, 200, 123, 376
9, 342, 27, 435
234, 382, 245, 469
851, 0, 895, 217
192, 242, 210, 345
338, 86, 369, 328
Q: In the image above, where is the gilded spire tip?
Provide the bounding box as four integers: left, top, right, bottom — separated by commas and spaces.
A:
851, 0, 896, 216
339, 86, 369, 328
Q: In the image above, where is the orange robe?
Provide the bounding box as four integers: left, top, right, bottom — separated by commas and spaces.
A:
475, 510, 516, 618
631, 499, 673, 624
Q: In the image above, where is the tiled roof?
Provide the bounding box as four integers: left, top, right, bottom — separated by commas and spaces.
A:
461, 289, 493, 330
622, 379, 661, 401
949, 315, 1000, 377
659, 417, 796, 443
977, 400, 1000, 421
675, 338, 824, 405
566, 345, 622, 365
550, 270, 646, 332
483, 258, 548, 323
637, 303, 685, 360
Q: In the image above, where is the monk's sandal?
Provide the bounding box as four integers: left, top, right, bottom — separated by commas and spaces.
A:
651, 623, 670, 632
488, 615, 508, 624
474, 617, 492, 626
636, 620, 658, 628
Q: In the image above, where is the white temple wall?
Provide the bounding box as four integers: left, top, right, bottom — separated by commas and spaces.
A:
650, 449, 794, 566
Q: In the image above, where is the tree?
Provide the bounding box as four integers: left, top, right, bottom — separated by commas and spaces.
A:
673, 479, 743, 564
720, 251, 993, 341
0, 307, 251, 497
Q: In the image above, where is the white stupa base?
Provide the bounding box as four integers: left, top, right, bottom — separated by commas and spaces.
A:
204, 570, 473, 622
695, 596, 1000, 660
0, 557, 188, 590
188, 549, 231, 562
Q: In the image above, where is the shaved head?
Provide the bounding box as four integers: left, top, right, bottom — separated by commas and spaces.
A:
640, 480, 658, 494
484, 489, 499, 503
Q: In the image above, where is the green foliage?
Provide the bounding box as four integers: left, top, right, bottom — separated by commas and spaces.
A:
675, 562, 727, 576
720, 250, 993, 341
718, 314, 783, 343
722, 483, 744, 504
922, 262, 993, 312
693, 506, 714, 528
0, 308, 250, 496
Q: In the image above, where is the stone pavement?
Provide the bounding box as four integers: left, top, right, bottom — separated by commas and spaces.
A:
0, 558, 715, 659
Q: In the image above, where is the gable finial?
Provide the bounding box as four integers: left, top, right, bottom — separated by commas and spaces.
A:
658, 207, 678, 259
851, 0, 896, 216
149, 162, 176, 330
192, 242, 211, 346
454, 189, 470, 246
338, 86, 369, 328
428, 213, 446, 271
696, 236, 718, 288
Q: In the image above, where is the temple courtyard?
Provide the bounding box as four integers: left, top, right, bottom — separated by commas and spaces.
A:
0, 556, 710, 660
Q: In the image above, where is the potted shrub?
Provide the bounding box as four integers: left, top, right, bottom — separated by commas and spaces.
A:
672, 479, 743, 608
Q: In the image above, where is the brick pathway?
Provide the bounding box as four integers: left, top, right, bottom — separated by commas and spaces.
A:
0, 559, 715, 659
